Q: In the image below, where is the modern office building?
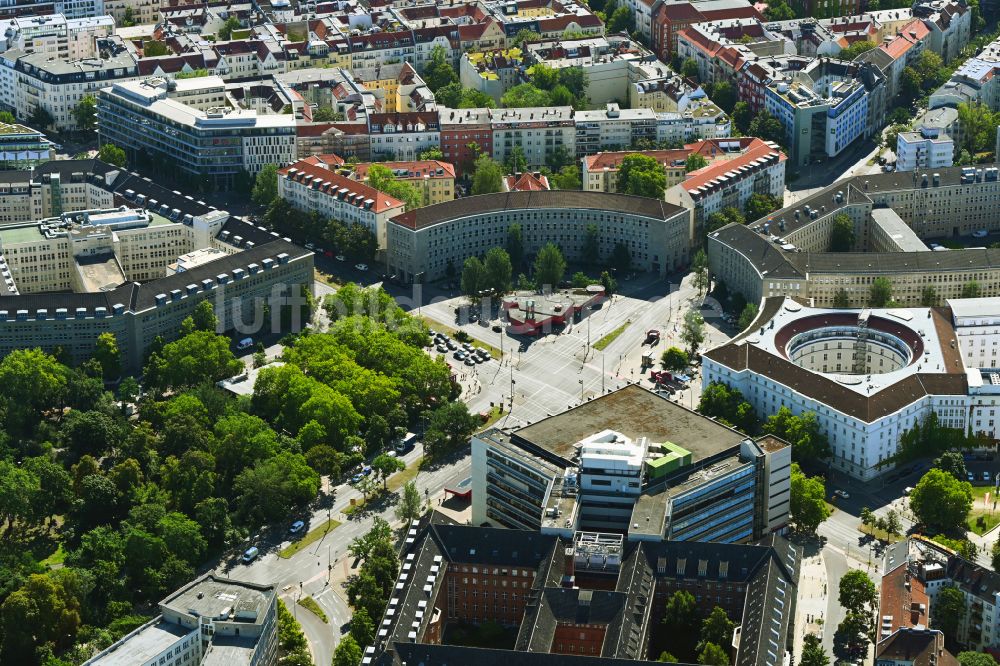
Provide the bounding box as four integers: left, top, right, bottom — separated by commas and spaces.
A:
277, 157, 406, 249
896, 126, 955, 172
0, 159, 313, 370
706, 163, 1000, 309
363, 522, 799, 666
471, 384, 791, 542
386, 191, 692, 283
763, 59, 882, 170
97, 76, 297, 190
84, 574, 278, 666
0, 122, 54, 169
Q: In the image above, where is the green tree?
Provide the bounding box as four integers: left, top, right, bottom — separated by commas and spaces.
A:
422, 44, 458, 91
839, 569, 877, 616
333, 632, 363, 666
763, 407, 831, 464
697, 382, 758, 432
732, 101, 753, 134
501, 83, 551, 108
396, 480, 424, 523
838, 40, 877, 60
958, 652, 1000, 666
962, 280, 982, 298
737, 303, 758, 330
507, 224, 525, 270
29, 105, 54, 129
0, 460, 39, 533
371, 453, 405, 490
600, 270, 617, 296
607, 5, 635, 32
251, 164, 280, 206
921, 285, 939, 306
192, 299, 218, 332
461, 256, 488, 299
0, 111, 13, 124
504, 146, 529, 175
618, 153, 667, 199
662, 590, 700, 660
764, 0, 796, 20
510, 29, 542, 48
692, 248, 709, 296
868, 277, 893, 307
744, 193, 782, 222
72, 95, 98, 132
747, 111, 785, 146
143, 39, 169, 56
93, 332, 121, 380
790, 463, 831, 534
710, 81, 737, 113
98, 143, 127, 167
218, 15, 241, 40
957, 102, 996, 154
681, 308, 705, 355
833, 288, 850, 308
234, 452, 320, 524
0, 571, 84, 661
610, 242, 631, 275
350, 607, 376, 648
484, 247, 513, 295
697, 642, 729, 666
933, 451, 968, 481
661, 347, 689, 372
144, 331, 242, 393
685, 153, 708, 173
471, 155, 504, 195
423, 401, 480, 458
932, 585, 965, 642
699, 607, 734, 653
800, 633, 829, 666
909, 468, 973, 532
681, 58, 700, 79
534, 243, 567, 290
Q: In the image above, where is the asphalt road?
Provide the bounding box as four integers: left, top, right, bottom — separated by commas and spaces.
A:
210, 440, 471, 665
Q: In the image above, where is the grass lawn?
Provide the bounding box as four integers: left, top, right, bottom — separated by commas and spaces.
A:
314, 269, 343, 289
478, 405, 503, 430
967, 485, 1000, 535
387, 458, 423, 493
419, 316, 502, 358
40, 543, 66, 568
297, 596, 328, 623
278, 518, 342, 559
594, 322, 630, 351
859, 523, 903, 543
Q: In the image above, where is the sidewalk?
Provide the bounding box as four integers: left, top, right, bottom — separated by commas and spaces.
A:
794, 548, 829, 661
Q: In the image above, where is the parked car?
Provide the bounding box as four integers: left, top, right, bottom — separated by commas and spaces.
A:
464, 357, 475, 366
305, 242, 316, 250
973, 230, 989, 238
242, 547, 259, 563
968, 472, 975, 482
984, 471, 992, 482
355, 263, 368, 271
336, 254, 346, 262
492, 324, 502, 333
289, 520, 305, 534
903, 486, 914, 496
833, 489, 850, 499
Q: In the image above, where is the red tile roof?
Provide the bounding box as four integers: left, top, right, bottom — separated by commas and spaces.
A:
880, 563, 929, 636
583, 149, 692, 171
681, 138, 786, 193
504, 172, 550, 191
354, 160, 456, 180
279, 158, 405, 214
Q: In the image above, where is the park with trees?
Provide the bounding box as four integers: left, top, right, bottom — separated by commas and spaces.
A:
0, 291, 484, 665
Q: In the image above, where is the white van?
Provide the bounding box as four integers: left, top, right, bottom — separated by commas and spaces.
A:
241, 546, 259, 563
237, 337, 254, 351
395, 432, 418, 454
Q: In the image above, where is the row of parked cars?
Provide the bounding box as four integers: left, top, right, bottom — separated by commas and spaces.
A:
431, 332, 491, 366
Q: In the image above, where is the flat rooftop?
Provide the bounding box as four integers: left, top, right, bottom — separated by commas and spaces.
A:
512, 384, 746, 464
75, 253, 126, 292
163, 575, 273, 623
88, 619, 190, 666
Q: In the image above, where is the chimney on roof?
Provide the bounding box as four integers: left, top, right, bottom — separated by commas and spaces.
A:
562, 546, 576, 587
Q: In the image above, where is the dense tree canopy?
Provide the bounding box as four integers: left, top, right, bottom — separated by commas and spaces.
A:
617, 154, 667, 199
909, 468, 973, 532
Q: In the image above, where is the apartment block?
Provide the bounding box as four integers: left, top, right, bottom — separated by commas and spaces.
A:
489, 107, 575, 169
896, 127, 954, 172
439, 107, 493, 178
582, 149, 691, 194
351, 160, 456, 206
278, 157, 405, 249
368, 112, 440, 162
574, 105, 657, 157
0, 13, 114, 60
